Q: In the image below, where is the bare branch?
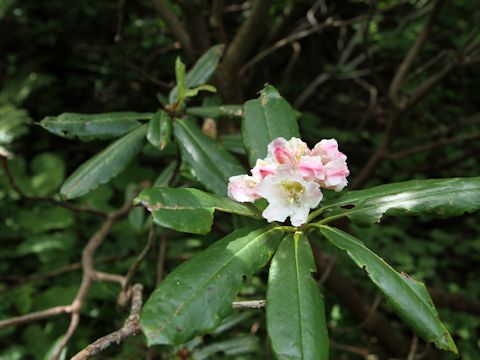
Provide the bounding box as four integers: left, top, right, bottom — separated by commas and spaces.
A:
387, 132, 480, 160
211, 0, 228, 44
388, 0, 446, 103
0, 305, 71, 329
233, 300, 266, 309
222, 0, 273, 75
152, 0, 195, 61
71, 284, 143, 360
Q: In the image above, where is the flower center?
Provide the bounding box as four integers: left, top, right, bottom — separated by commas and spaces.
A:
280, 180, 305, 204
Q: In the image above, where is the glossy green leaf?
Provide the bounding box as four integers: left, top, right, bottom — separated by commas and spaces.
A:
140, 226, 283, 346
319, 225, 457, 354
169, 44, 224, 103
186, 105, 243, 119
173, 119, 245, 196
321, 177, 480, 225
39, 112, 151, 141
147, 110, 172, 150
242, 85, 300, 166
267, 233, 329, 360
60, 125, 147, 199
135, 187, 261, 234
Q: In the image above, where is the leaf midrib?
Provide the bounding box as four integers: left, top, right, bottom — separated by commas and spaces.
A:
322, 185, 480, 223
152, 227, 279, 336
294, 236, 306, 359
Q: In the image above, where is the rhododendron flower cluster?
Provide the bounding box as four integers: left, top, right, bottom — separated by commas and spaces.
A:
228, 137, 349, 226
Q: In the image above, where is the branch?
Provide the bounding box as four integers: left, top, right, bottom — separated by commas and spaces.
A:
387, 132, 480, 160
232, 300, 266, 310
152, 0, 195, 61
0, 305, 71, 329
388, 0, 446, 104
118, 225, 156, 306
222, 0, 273, 75
179, 0, 211, 54
50, 198, 134, 360
211, 0, 228, 44
71, 284, 143, 360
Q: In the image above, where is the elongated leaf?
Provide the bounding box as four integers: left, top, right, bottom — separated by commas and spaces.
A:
186, 105, 243, 119
135, 187, 261, 234
173, 119, 245, 196
321, 177, 480, 225
147, 110, 172, 150
60, 125, 147, 199
39, 112, 151, 141
267, 233, 329, 360
319, 225, 457, 353
140, 226, 283, 345
242, 85, 300, 166
175, 57, 187, 104
169, 44, 224, 103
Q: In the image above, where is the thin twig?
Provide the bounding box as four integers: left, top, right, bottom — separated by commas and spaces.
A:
119, 225, 157, 305
233, 300, 266, 309
71, 284, 143, 360
0, 305, 71, 329
388, 0, 446, 104
387, 132, 480, 160
407, 335, 419, 360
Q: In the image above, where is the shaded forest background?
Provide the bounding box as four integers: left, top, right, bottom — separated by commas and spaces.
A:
0, 0, 479, 359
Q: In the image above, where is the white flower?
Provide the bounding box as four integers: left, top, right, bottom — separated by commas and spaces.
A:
256, 170, 323, 227
227, 175, 260, 202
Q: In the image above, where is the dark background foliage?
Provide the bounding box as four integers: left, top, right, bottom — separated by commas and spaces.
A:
1, 0, 479, 359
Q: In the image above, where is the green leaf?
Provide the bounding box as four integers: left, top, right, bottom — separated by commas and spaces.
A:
175, 57, 187, 104
39, 112, 151, 141
192, 336, 259, 360
173, 119, 245, 196
242, 85, 300, 167
147, 110, 172, 150
185, 84, 217, 98
60, 124, 147, 199
319, 225, 457, 354
153, 161, 178, 187
267, 233, 329, 360
140, 226, 283, 346
169, 45, 224, 103
135, 187, 261, 234
30, 152, 65, 195
320, 177, 480, 225
186, 105, 243, 119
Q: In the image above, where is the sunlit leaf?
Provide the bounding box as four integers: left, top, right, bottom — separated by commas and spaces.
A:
140, 226, 283, 345
320, 177, 480, 225
242, 85, 300, 166
39, 112, 151, 141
